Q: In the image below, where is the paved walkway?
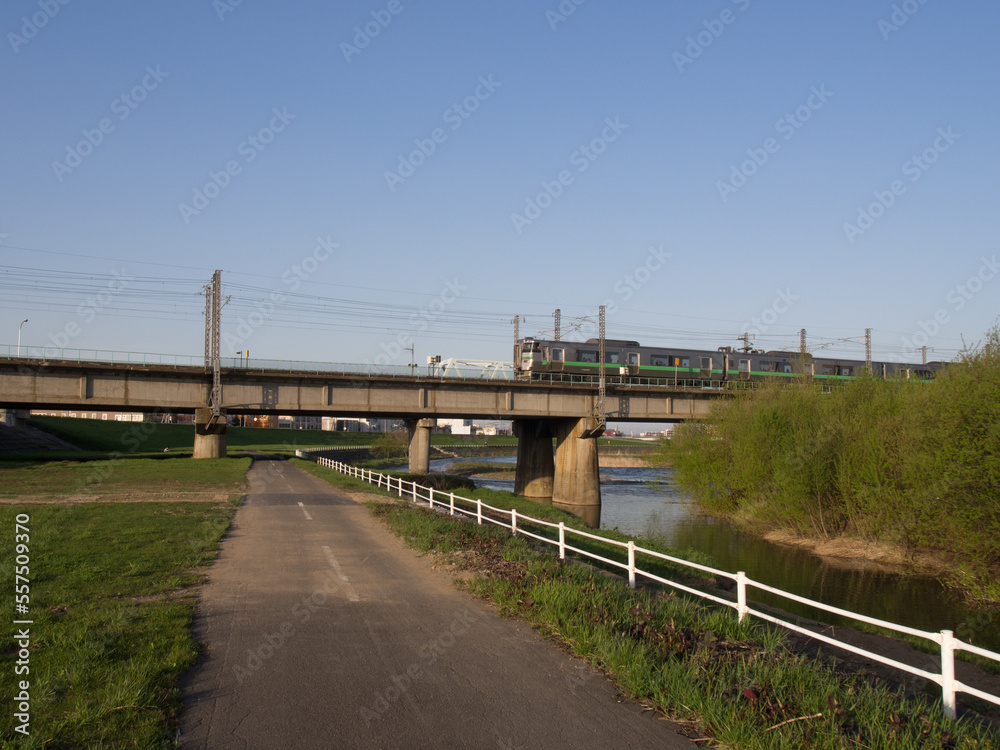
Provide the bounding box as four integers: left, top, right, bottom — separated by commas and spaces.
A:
180, 459, 697, 749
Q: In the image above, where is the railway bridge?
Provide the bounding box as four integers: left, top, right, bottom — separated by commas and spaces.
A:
0, 353, 731, 525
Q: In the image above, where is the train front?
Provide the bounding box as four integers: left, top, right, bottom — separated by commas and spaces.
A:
515, 338, 542, 378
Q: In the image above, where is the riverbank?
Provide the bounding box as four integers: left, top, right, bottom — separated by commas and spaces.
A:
664, 330, 1000, 605
353, 494, 998, 747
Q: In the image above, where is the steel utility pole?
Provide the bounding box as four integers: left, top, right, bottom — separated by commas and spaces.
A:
596, 305, 606, 430
865, 328, 872, 373
553, 309, 561, 341
921, 346, 934, 365
799, 328, 807, 355
738, 332, 753, 353
211, 270, 222, 417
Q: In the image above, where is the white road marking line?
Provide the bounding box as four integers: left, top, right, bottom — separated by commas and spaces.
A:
297, 502, 313, 520
321, 545, 361, 602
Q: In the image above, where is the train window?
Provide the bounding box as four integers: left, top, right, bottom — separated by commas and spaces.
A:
680, 357, 690, 368
651, 355, 669, 367
627, 352, 638, 365
782, 363, 792, 373
524, 341, 540, 352
606, 352, 619, 364
578, 350, 597, 363
700, 356, 712, 370
551, 348, 564, 362
738, 359, 750, 372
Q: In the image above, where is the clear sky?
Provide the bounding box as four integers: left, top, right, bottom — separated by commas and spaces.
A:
2, 0, 998, 369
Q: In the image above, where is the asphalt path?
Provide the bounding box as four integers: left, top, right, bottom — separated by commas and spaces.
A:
179, 459, 697, 749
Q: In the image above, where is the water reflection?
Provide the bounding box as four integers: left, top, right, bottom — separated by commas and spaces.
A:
424, 457, 998, 650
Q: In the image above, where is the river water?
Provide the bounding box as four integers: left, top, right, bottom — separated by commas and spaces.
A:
424, 456, 999, 652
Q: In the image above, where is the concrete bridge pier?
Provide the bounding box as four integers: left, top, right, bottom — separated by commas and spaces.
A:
552, 417, 603, 528
193, 407, 228, 459
405, 418, 435, 473
513, 419, 554, 503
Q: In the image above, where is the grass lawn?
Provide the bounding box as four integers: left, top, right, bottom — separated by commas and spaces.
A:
0, 458, 249, 748
0, 457, 249, 499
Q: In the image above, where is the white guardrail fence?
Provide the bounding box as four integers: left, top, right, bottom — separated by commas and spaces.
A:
296, 451, 1000, 720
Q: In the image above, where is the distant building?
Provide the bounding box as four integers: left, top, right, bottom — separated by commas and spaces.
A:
321, 417, 399, 432
438, 418, 475, 436
30, 409, 172, 423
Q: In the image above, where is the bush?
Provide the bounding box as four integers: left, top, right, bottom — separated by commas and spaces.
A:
662, 324, 1000, 600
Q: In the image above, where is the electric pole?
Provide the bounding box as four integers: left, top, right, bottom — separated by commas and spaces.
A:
799, 328, 807, 355
596, 305, 606, 430
865, 328, 872, 373
553, 308, 561, 341
738, 332, 754, 353
211, 270, 222, 417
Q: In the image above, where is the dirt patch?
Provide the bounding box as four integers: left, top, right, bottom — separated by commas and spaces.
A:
761, 529, 954, 576
1, 491, 237, 504
599, 455, 651, 468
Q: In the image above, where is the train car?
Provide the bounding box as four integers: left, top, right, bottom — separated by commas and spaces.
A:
514, 338, 942, 384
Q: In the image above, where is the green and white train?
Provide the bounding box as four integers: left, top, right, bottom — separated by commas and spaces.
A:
514, 338, 941, 384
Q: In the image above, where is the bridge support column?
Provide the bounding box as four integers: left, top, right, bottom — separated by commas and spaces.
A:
552, 417, 603, 528
193, 407, 227, 459
405, 418, 435, 473
513, 419, 554, 503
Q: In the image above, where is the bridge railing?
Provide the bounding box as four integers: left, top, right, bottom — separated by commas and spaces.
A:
297, 450, 1000, 721
1, 345, 759, 390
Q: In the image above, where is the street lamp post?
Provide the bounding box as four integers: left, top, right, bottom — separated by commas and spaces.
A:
17, 319, 28, 357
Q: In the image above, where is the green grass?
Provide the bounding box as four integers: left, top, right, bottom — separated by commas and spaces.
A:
0, 499, 240, 748
366, 500, 999, 749
1, 457, 250, 499
23, 416, 387, 456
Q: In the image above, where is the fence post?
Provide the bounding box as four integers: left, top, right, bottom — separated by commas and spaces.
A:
737, 571, 749, 622
429, 487, 435, 508
940, 630, 957, 719
477, 499, 482, 525
449, 492, 455, 517
558, 523, 565, 560
627, 541, 636, 589
398, 478, 402, 498
511, 509, 517, 536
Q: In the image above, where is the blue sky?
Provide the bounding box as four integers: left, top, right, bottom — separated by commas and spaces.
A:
2, 0, 998, 368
